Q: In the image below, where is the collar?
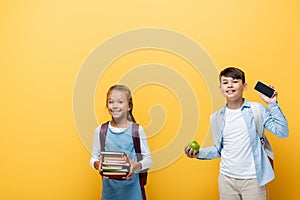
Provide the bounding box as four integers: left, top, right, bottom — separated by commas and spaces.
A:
220, 98, 251, 115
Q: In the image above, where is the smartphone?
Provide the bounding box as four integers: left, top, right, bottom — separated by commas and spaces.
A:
254, 81, 275, 98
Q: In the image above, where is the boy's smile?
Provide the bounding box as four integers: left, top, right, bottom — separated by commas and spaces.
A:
225, 88, 236, 94
220, 76, 247, 104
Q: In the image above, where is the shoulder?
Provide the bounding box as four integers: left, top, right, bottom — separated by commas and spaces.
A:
133, 123, 148, 139
135, 123, 145, 133
94, 121, 110, 134
247, 100, 265, 110
94, 125, 101, 132
211, 105, 226, 119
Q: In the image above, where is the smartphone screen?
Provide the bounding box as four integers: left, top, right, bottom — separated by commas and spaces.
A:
254, 81, 275, 98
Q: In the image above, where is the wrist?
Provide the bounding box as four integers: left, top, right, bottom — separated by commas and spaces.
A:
268, 101, 278, 107
134, 162, 142, 171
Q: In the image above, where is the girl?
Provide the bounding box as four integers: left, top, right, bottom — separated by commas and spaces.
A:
90, 85, 153, 200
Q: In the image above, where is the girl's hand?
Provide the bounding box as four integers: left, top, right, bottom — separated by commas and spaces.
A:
97, 155, 109, 179
94, 160, 101, 170
124, 156, 142, 180
184, 146, 199, 158
259, 85, 278, 104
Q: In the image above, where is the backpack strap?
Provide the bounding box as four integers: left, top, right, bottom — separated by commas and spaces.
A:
99, 122, 148, 200
250, 102, 274, 168
132, 123, 142, 161
250, 102, 263, 138
99, 121, 109, 152
132, 123, 148, 200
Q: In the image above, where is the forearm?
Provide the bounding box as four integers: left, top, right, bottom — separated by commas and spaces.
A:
139, 154, 153, 170
265, 102, 289, 138
90, 126, 101, 169
139, 126, 153, 170
198, 146, 221, 160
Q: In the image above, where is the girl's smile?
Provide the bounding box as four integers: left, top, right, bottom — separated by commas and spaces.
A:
107, 90, 131, 122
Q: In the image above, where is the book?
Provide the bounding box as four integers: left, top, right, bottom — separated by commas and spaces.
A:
100, 151, 131, 180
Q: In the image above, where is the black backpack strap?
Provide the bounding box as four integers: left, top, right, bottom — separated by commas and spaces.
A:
132, 123, 148, 200
99, 121, 109, 152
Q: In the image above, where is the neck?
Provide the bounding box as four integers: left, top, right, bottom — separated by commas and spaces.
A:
226, 98, 244, 109
110, 119, 131, 128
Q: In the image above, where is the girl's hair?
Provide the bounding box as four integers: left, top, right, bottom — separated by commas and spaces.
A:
219, 67, 246, 84
106, 85, 136, 122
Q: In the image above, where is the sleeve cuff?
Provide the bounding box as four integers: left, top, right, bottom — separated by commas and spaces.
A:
268, 102, 278, 108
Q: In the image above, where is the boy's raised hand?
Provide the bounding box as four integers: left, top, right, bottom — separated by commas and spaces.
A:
259, 85, 278, 104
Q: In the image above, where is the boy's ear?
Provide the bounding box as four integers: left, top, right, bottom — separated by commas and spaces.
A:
243, 83, 248, 91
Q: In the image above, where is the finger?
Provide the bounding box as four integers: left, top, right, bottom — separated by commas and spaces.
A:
126, 155, 133, 164
193, 150, 199, 157
188, 147, 193, 157
184, 146, 190, 154
185, 147, 193, 157
184, 146, 188, 151
188, 149, 195, 158
125, 173, 133, 180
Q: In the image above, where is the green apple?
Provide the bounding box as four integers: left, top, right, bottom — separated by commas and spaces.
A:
188, 140, 200, 152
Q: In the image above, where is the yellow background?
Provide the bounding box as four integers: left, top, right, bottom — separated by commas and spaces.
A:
1, 1, 299, 199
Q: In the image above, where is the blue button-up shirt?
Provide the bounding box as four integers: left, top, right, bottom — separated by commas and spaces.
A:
198, 99, 288, 186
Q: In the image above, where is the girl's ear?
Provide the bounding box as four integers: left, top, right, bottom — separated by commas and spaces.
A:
128, 104, 132, 111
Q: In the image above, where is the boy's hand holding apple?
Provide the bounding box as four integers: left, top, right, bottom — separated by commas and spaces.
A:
184, 140, 200, 158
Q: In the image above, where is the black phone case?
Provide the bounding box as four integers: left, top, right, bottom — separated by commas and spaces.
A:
254, 81, 275, 98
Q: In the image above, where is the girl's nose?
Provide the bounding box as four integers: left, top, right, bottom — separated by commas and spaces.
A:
112, 103, 118, 108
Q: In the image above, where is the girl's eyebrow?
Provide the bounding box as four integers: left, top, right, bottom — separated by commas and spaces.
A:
108, 98, 125, 101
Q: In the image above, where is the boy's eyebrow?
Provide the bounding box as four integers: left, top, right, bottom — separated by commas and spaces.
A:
221, 77, 233, 81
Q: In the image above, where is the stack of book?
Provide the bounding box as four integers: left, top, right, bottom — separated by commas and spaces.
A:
100, 151, 131, 180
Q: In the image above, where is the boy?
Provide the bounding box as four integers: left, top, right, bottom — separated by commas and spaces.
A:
185, 67, 288, 200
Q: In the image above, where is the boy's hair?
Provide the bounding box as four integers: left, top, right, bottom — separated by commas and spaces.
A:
106, 84, 136, 122
219, 67, 245, 83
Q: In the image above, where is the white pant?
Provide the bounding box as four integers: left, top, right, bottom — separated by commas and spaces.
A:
218, 173, 266, 200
